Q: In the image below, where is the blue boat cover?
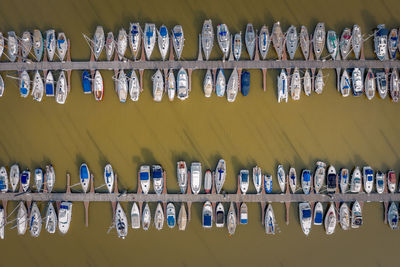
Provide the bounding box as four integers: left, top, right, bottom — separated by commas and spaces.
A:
140, 172, 149, 180
240, 218, 248, 224
314, 212, 323, 224
167, 216, 175, 226
80, 165, 89, 180
153, 170, 162, 179
21, 173, 28, 183
60, 205, 69, 210
174, 32, 182, 37
378, 180, 384, 186
241, 173, 248, 182
160, 27, 167, 36
82, 70, 92, 93
302, 209, 311, 218
146, 30, 153, 38
241, 71, 250, 96
203, 214, 212, 226
20, 87, 28, 96
303, 171, 311, 182
46, 83, 54, 96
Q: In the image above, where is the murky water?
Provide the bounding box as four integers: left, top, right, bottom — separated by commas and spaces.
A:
0, 0, 399, 266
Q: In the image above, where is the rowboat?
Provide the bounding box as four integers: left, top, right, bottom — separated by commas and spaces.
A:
21, 31, 32, 59
215, 159, 226, 194
56, 71, 68, 104
253, 166, 262, 194
154, 203, 164, 230
177, 68, 189, 100
7, 31, 18, 62
288, 167, 297, 193
277, 164, 286, 193
178, 203, 187, 230
340, 28, 351, 60
215, 202, 225, 227
33, 30, 44, 61
21, 170, 30, 192
190, 162, 202, 195
286, 25, 298, 60
116, 69, 128, 103
226, 68, 239, 102
105, 32, 115, 61
201, 20, 214, 61
57, 32, 67, 61
245, 23, 256, 59
10, 164, 20, 192
227, 202, 237, 235
115, 202, 128, 239
93, 26, 105, 60
259, 25, 270, 60
29, 202, 42, 238
265, 204, 276, 234
324, 203, 337, 235
303, 69, 311, 96
152, 70, 164, 102
131, 202, 140, 229
340, 69, 351, 97
177, 161, 187, 194
364, 69, 376, 100
314, 161, 326, 193
45, 202, 57, 234
313, 23, 325, 60
299, 26, 310, 60
339, 203, 350, 230
45, 71, 55, 96
32, 70, 44, 102
129, 23, 141, 60
117, 28, 128, 60
129, 70, 140, 101
204, 170, 212, 194
203, 69, 213, 97
144, 23, 156, 60
217, 24, 230, 59
233, 32, 242, 61
376, 71, 388, 99
58, 201, 72, 234
272, 22, 284, 59
80, 163, 90, 193
20, 71, 30, 98
172, 25, 184, 60
290, 67, 301, 100
45, 165, 56, 193
387, 170, 396, 193
46, 29, 56, 61
142, 203, 151, 230
215, 69, 226, 97
158, 25, 169, 60
277, 69, 288, 103
104, 164, 114, 193
352, 25, 362, 59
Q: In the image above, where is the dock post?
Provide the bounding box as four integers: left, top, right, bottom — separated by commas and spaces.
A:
188, 68, 193, 92
262, 68, 267, 92
197, 34, 203, 61
228, 38, 234, 61
187, 171, 192, 195
67, 39, 72, 93
237, 68, 242, 93
211, 172, 216, 223
139, 69, 144, 92
254, 32, 260, 61
1, 200, 7, 224
212, 69, 217, 92
169, 37, 174, 61
236, 201, 240, 221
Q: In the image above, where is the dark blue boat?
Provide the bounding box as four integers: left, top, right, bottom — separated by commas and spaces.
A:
82, 70, 92, 94
241, 70, 250, 96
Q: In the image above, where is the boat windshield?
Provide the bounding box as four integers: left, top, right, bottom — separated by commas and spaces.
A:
216, 212, 224, 223
21, 174, 28, 183
367, 175, 373, 181
378, 180, 384, 186
302, 209, 311, 218
140, 172, 149, 180
153, 170, 162, 178
241, 173, 248, 182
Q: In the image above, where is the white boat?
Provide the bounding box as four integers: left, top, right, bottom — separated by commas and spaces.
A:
245, 23, 256, 59
290, 68, 301, 100
178, 203, 187, 231
390, 68, 399, 102
352, 68, 363, 96
177, 161, 188, 194
0, 74, 3, 97
80, 163, 90, 193
203, 69, 213, 97
131, 202, 140, 229
326, 165, 337, 194
277, 69, 288, 103
351, 201, 363, 228
10, 164, 20, 192
303, 69, 312, 96
177, 68, 189, 100
363, 166, 374, 194
32, 71, 44, 102
215, 159, 226, 194
158, 25, 169, 61
190, 162, 202, 195
217, 24, 230, 59
240, 203, 248, 224
215, 202, 225, 227
227, 202, 237, 235
352, 25, 362, 59
339, 28, 351, 60
286, 25, 298, 60
117, 28, 127, 60
374, 24, 388, 61
45, 71, 54, 96
139, 165, 151, 194
129, 70, 140, 101
94, 70, 103, 102
388, 202, 399, 230
46, 29, 56, 61
365, 69, 375, 100
45, 202, 57, 234
34, 168, 43, 192
21, 170, 31, 192
376, 71, 388, 99
204, 170, 212, 194
7, 31, 18, 62
339, 168, 349, 193
17, 202, 27, 235
264, 174, 273, 193
299, 26, 310, 60
93, 26, 105, 60
301, 169, 311, 194
129, 23, 141, 60
201, 20, 214, 61
313, 202, 323, 225
227, 68, 239, 102
313, 22, 325, 60
115, 202, 128, 239
0, 166, 8, 192
277, 165, 286, 193
339, 203, 350, 230
154, 202, 164, 230
166, 203, 176, 228
21, 31, 32, 59
45, 165, 55, 193
350, 167, 362, 193
142, 203, 151, 230
299, 202, 312, 236
33, 30, 44, 61
104, 164, 114, 193
216, 69, 226, 96
388, 29, 398, 59
56, 71, 68, 104
239, 169, 249, 194
340, 69, 351, 97
387, 170, 396, 193
324, 203, 337, 235
202, 201, 213, 228
0, 206, 3, 239
29, 202, 42, 237
20, 71, 30, 98
57, 32, 67, 61
144, 23, 156, 60
327, 30, 339, 60
272, 22, 284, 59
105, 32, 115, 61
288, 167, 297, 193
314, 69, 324, 94
167, 69, 175, 101
314, 161, 326, 193
172, 25, 184, 60
252, 166, 262, 194
58, 201, 72, 234
152, 70, 164, 102
116, 69, 128, 103
152, 165, 164, 195
233, 32, 242, 61
265, 204, 276, 234
259, 25, 270, 60
375, 171, 385, 194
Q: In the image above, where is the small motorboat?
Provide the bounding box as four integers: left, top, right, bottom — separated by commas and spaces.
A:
29, 202, 42, 238
387, 170, 396, 193
142, 203, 151, 230
326, 165, 337, 194
105, 32, 115, 61
115, 202, 128, 239
314, 161, 326, 193
0, 166, 8, 192
17, 202, 27, 235
46, 29, 56, 61
364, 69, 376, 100
241, 70, 250, 96
288, 167, 297, 193
203, 69, 213, 97
303, 69, 312, 96
45, 165, 55, 193
152, 70, 164, 102
166, 202, 176, 228
144, 23, 156, 60
7, 31, 18, 62
233, 32, 242, 61
178, 203, 187, 231
226, 68, 239, 102
245, 23, 256, 59
259, 25, 270, 60
301, 169, 311, 194
56, 71, 68, 104
265, 204, 276, 234
324, 203, 337, 235
215, 69, 226, 97
388, 202, 399, 230
352, 25, 362, 59
177, 161, 188, 194
116, 69, 128, 103
129, 23, 141, 60
81, 70, 91, 94
376, 71, 388, 99
352, 68, 363, 96
215, 159, 226, 194
350, 166, 362, 193
202, 201, 213, 228
340, 28, 351, 60
139, 165, 151, 194
339, 168, 349, 193
299, 202, 312, 236
390, 69, 399, 102
217, 24, 230, 59
20, 71, 30, 98
31, 70, 44, 102
0, 74, 3, 97
10, 164, 20, 192
351, 201, 363, 228
0, 206, 3, 239
374, 24, 388, 61
314, 69, 325, 94
388, 28, 398, 59
45, 202, 57, 234
252, 166, 262, 194
158, 25, 169, 61
93, 26, 105, 60
58, 201, 72, 234
190, 162, 202, 195
57, 32, 67, 61
363, 166, 374, 194
227, 202, 237, 235
327, 30, 339, 59
290, 67, 301, 100
215, 202, 225, 228
239, 169, 249, 194
34, 168, 43, 192
80, 163, 90, 193
272, 22, 284, 59
33, 30, 44, 61
21, 169, 31, 192
299, 26, 310, 60
117, 28, 128, 60
152, 165, 164, 195
94, 70, 104, 101
167, 69, 176, 101
313, 22, 326, 60
375, 171, 385, 194
240, 203, 248, 224
277, 69, 288, 103
177, 67, 189, 100
21, 31, 32, 59
172, 25, 184, 60
286, 25, 298, 60
340, 69, 351, 97
201, 20, 214, 61
264, 174, 273, 193
204, 170, 212, 194
104, 164, 114, 193
131, 202, 140, 229
277, 165, 286, 193
129, 70, 140, 101
313, 202, 323, 225
339, 203, 350, 230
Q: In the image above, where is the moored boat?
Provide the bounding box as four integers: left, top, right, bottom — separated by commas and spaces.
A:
227, 68, 239, 102
104, 164, 114, 193
81, 70, 91, 95
215, 202, 225, 228
131, 202, 140, 229
265, 204, 276, 234
364, 69, 376, 100
117, 28, 128, 60
314, 161, 326, 194
116, 69, 128, 103
313, 202, 323, 225
94, 70, 104, 102
158, 25, 169, 61
387, 170, 396, 193
144, 23, 156, 60
324, 202, 337, 235
129, 70, 140, 101
352, 25, 362, 59
167, 202, 176, 228
303, 69, 312, 96
32, 70, 44, 102
139, 165, 151, 194
215, 69, 226, 97
154, 202, 164, 230
178, 203, 187, 231
33, 30, 44, 61
152, 165, 164, 195
252, 166, 262, 194
46, 29, 56, 61
21, 170, 30, 192
286, 25, 298, 60
204, 170, 212, 194
376, 71, 388, 99
115, 202, 128, 238
129, 23, 141, 60
327, 30, 339, 59
339, 202, 350, 230
177, 68, 189, 100
299, 26, 310, 60
350, 166, 362, 193
375, 171, 385, 194
299, 202, 312, 236
215, 159, 226, 194
152, 70, 164, 102
227, 202, 237, 235
374, 24, 388, 61
339, 168, 349, 193
233, 32, 242, 61
172, 25, 184, 60
277, 69, 288, 103
105, 32, 115, 61
93, 26, 105, 60
80, 163, 90, 193
0, 206, 3, 239
56, 71, 68, 104
7, 31, 18, 62
0, 167, 8, 192
240, 203, 248, 224
388, 202, 399, 230
388, 28, 398, 59
17, 202, 27, 235
0, 74, 4, 97
313, 23, 326, 60
340, 69, 351, 97
301, 169, 311, 194
288, 167, 297, 193
290, 68, 301, 100
58, 201, 72, 234
57, 32, 67, 61
20, 71, 30, 98
326, 165, 337, 194
167, 69, 176, 101
314, 69, 324, 94
201, 20, 214, 61
217, 24, 230, 59
272, 22, 284, 59
241, 70, 250, 96
177, 161, 188, 194
10, 164, 20, 192
190, 162, 202, 194
390, 68, 399, 102
352, 68, 363, 96
351, 201, 363, 228
259, 25, 270, 60
202, 201, 213, 228
34, 168, 43, 192
239, 169, 249, 194
264, 174, 273, 193
45, 202, 57, 234
21, 31, 32, 59
245, 23, 256, 59
340, 28, 351, 60
142, 203, 151, 230
45, 165, 55, 193
277, 164, 286, 193
363, 166, 374, 193
29, 202, 42, 238
203, 69, 213, 97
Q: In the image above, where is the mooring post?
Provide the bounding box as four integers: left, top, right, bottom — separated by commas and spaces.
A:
169, 37, 174, 61
262, 68, 267, 92
384, 175, 388, 224
139, 69, 144, 92
66, 173, 71, 194
111, 173, 118, 218
285, 201, 290, 225
212, 68, 217, 92
261, 202, 266, 225
140, 37, 146, 61
197, 34, 203, 61
137, 171, 142, 194
254, 31, 260, 61
187, 201, 192, 222
2, 200, 7, 224
163, 69, 168, 93
237, 68, 242, 93
188, 68, 193, 92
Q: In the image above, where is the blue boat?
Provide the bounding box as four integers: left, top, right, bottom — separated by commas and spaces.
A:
264, 174, 272, 193
313, 202, 323, 225
82, 70, 92, 94
241, 70, 250, 96
80, 163, 90, 193
166, 203, 176, 228
202, 201, 213, 228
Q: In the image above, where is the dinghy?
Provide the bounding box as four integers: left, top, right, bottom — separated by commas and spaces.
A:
390, 69, 399, 102
152, 70, 164, 102
201, 20, 214, 61
190, 162, 202, 195
57, 32, 67, 61
202, 201, 213, 228
264, 174, 273, 193
240, 203, 248, 224
21, 170, 31, 192
288, 167, 297, 193
139, 165, 151, 194
177, 161, 188, 194
45, 165, 56, 193
364, 69, 376, 100
105, 32, 115, 61
21, 31, 32, 59
115, 202, 128, 239
301, 169, 311, 194
93, 26, 105, 60
0, 167, 8, 192
45, 202, 57, 234
152, 165, 164, 195
10, 164, 20, 192
388, 202, 399, 230
245, 23, 256, 59
144, 23, 156, 60
203, 69, 213, 97
32, 71, 44, 102
313, 23, 326, 60
313, 202, 323, 225
290, 68, 301, 100
374, 24, 388, 61
340, 28, 351, 60
117, 28, 127, 60
350, 166, 362, 193
299, 202, 312, 236
46, 29, 56, 61
45, 71, 55, 96
339, 203, 350, 230
351, 201, 363, 228
178, 203, 187, 231
277, 164, 286, 193
277, 69, 288, 103
272, 22, 284, 59
158, 25, 169, 61
314, 161, 326, 193
94, 70, 104, 101
286, 25, 298, 60
7, 31, 18, 62
204, 170, 212, 194
314, 69, 324, 94
233, 32, 242, 61
167, 203, 176, 228
340, 69, 351, 97
376, 71, 388, 99
167, 69, 175, 101
324, 203, 337, 235
131, 202, 140, 229
227, 202, 237, 235
56, 71, 68, 104
387, 170, 396, 193
352, 25, 362, 59
252, 166, 262, 194
375, 171, 385, 194
33, 30, 44, 61
259, 25, 270, 60
326, 165, 337, 194
29, 202, 42, 237
177, 68, 189, 100
154, 203, 164, 230
129, 23, 141, 60
172, 25, 184, 60
215, 69, 226, 97
303, 69, 312, 96
17, 202, 27, 235
363, 166, 374, 193
104, 164, 114, 193
129, 70, 140, 101
80, 163, 90, 193
116, 69, 128, 103
142, 203, 151, 230
217, 24, 230, 59
265, 204, 276, 234
339, 168, 349, 193
215, 203, 225, 228
20, 71, 30, 98
34, 168, 43, 192
299, 26, 310, 60
388, 28, 398, 59
227, 68, 239, 102
58, 201, 72, 234
215, 159, 226, 194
